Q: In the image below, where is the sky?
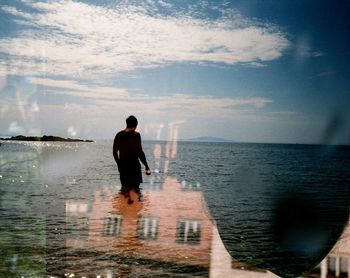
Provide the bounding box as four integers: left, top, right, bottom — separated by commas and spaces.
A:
0, 0, 349, 144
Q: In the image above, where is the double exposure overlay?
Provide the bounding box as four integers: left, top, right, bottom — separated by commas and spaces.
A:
0, 1, 350, 277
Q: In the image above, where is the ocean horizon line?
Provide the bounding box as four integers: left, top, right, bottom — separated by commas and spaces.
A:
1, 134, 349, 146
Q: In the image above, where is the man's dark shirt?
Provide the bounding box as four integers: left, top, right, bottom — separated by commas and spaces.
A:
113, 129, 149, 186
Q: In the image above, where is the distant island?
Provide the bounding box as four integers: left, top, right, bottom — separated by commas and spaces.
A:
0, 135, 94, 142
186, 136, 233, 143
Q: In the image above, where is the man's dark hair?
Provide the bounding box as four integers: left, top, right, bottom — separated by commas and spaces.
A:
126, 115, 138, 128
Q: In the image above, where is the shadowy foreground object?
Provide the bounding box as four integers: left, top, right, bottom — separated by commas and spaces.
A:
201, 144, 350, 277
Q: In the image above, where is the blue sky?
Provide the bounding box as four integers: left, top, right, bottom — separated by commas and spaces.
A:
0, 0, 349, 144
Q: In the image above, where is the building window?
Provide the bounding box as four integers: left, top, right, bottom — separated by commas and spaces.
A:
66, 201, 89, 214
103, 215, 122, 236
181, 180, 201, 191
176, 220, 201, 245
137, 216, 159, 240
66, 201, 90, 239
325, 256, 349, 277
340, 256, 349, 275
142, 175, 163, 191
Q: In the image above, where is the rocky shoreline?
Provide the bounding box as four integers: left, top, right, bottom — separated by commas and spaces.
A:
0, 135, 94, 142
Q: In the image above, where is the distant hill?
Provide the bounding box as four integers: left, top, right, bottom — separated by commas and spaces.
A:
186, 136, 233, 142
0, 135, 94, 142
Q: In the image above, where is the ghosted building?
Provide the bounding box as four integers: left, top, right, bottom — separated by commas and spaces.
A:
64, 176, 213, 277
62, 138, 275, 277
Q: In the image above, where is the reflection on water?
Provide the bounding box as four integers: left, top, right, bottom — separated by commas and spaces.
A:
0, 139, 349, 277
64, 177, 212, 277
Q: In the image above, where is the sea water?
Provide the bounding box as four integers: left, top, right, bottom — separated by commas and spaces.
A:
0, 140, 349, 277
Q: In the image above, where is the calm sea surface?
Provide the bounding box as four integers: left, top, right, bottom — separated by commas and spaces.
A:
0, 140, 349, 277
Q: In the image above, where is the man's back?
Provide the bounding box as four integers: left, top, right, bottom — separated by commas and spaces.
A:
114, 129, 141, 161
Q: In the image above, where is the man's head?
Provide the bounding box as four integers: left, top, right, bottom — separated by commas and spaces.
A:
126, 115, 138, 129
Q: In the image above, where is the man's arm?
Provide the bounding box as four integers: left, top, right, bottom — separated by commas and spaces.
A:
113, 135, 120, 167
138, 133, 150, 174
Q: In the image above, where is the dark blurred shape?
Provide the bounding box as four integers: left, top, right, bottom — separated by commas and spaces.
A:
321, 110, 349, 145
273, 193, 331, 255
201, 143, 350, 278
271, 192, 349, 277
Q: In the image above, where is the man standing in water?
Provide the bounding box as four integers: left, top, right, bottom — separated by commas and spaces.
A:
113, 115, 151, 204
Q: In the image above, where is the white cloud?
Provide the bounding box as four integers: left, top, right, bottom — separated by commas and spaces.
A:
0, 0, 289, 79
295, 35, 324, 62
150, 94, 272, 112
0, 75, 7, 91
36, 78, 273, 116
29, 77, 127, 99
313, 51, 324, 57
0, 75, 275, 139
74, 91, 273, 120
1, 6, 32, 19
246, 62, 266, 68
158, 0, 173, 9
8, 121, 25, 134
0, 88, 300, 142
0, 1, 295, 142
